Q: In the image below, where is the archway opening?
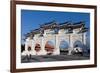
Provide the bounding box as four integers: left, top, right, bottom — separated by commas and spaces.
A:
28, 46, 31, 51
73, 40, 83, 49
45, 40, 55, 55
59, 40, 69, 55
34, 43, 41, 52
73, 40, 84, 55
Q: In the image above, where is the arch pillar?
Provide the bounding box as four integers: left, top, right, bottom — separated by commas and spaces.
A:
41, 37, 47, 55
53, 35, 60, 55
25, 37, 33, 51
31, 38, 36, 55
25, 37, 29, 51
24, 37, 36, 55
83, 33, 86, 45
68, 36, 73, 55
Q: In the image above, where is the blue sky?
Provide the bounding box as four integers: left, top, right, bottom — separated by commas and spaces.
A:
21, 9, 90, 47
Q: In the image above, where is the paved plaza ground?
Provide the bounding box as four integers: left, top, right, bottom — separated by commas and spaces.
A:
21, 52, 90, 63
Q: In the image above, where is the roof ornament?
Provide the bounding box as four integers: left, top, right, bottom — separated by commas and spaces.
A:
24, 21, 88, 38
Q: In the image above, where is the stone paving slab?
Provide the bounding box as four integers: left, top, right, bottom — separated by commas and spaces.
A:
21, 55, 90, 63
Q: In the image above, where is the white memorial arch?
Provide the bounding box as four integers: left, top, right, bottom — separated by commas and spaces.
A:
22, 21, 88, 55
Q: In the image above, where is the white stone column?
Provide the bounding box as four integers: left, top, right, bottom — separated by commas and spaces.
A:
24, 37, 36, 55
83, 33, 86, 45
68, 34, 73, 55
31, 37, 34, 51
31, 37, 36, 55
53, 35, 60, 55
41, 37, 47, 55
25, 37, 30, 51
70, 34, 75, 48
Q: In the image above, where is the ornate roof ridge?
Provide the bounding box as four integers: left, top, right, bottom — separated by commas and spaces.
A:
25, 21, 87, 37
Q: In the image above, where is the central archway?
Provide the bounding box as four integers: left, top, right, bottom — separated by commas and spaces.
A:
45, 40, 55, 55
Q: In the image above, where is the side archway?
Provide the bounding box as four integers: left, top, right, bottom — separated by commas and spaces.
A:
72, 40, 84, 55
59, 40, 69, 55
45, 40, 55, 55
34, 43, 41, 52
73, 40, 83, 49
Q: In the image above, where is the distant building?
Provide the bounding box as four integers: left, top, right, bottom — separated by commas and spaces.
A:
22, 21, 88, 56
